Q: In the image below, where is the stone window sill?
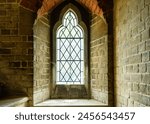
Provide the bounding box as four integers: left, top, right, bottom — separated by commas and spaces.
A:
0, 96, 29, 107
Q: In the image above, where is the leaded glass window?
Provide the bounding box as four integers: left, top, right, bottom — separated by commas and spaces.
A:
56, 9, 84, 85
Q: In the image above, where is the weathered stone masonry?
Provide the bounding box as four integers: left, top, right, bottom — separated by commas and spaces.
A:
0, 0, 150, 107
114, 0, 150, 106
0, 0, 35, 106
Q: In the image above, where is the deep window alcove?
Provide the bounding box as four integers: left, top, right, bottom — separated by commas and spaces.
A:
33, 0, 110, 106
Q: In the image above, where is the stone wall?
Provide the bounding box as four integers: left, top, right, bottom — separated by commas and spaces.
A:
90, 15, 109, 105
114, 0, 150, 106
90, 0, 114, 106
33, 15, 50, 104
0, 0, 35, 106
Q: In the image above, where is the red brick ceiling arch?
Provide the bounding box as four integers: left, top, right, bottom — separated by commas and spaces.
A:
20, 0, 103, 18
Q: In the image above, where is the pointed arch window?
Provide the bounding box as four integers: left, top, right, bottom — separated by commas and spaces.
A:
56, 9, 84, 85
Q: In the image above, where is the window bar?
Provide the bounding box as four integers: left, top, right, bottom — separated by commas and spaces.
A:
56, 10, 84, 85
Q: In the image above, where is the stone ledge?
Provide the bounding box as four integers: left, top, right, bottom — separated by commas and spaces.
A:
35, 99, 108, 107
0, 96, 29, 107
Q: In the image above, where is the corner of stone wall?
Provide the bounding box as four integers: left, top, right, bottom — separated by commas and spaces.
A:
0, 1, 35, 106
33, 14, 51, 105
90, 14, 110, 105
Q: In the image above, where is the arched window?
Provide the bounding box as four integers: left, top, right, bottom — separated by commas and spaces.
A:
56, 9, 84, 85
52, 3, 89, 99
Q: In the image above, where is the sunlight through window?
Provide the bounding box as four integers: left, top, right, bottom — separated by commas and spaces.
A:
56, 9, 84, 85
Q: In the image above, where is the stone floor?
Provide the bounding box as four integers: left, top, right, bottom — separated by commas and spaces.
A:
35, 99, 107, 107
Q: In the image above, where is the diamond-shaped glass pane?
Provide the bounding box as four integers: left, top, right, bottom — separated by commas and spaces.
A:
56, 10, 84, 85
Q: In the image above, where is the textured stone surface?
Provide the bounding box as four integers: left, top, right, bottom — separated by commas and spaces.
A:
33, 15, 50, 104
1, 0, 149, 107
0, 1, 34, 106
114, 0, 150, 106
90, 15, 109, 105
90, 0, 114, 106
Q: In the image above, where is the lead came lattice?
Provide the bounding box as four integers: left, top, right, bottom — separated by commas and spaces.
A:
56, 10, 84, 85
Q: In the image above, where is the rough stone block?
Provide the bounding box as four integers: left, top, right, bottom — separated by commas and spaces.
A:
145, 0, 150, 5
132, 26, 138, 37
0, 9, 6, 16
146, 40, 150, 50
138, 21, 145, 32
132, 46, 138, 55
142, 74, 150, 84
146, 17, 150, 28
142, 28, 150, 42
139, 63, 147, 73
129, 54, 142, 64
141, 6, 149, 21
142, 52, 150, 62
22, 62, 27, 67
148, 85, 150, 95
28, 49, 33, 55
9, 61, 21, 68
0, 48, 11, 54
137, 0, 144, 12
126, 65, 133, 73
133, 64, 139, 73
133, 83, 139, 92
138, 42, 146, 53
140, 94, 150, 106
134, 101, 140, 107
147, 63, 150, 72
139, 84, 147, 94
128, 99, 134, 107
11, 29, 18, 35
1, 29, 10, 35
0, 0, 6, 3
131, 74, 141, 82
130, 92, 140, 102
